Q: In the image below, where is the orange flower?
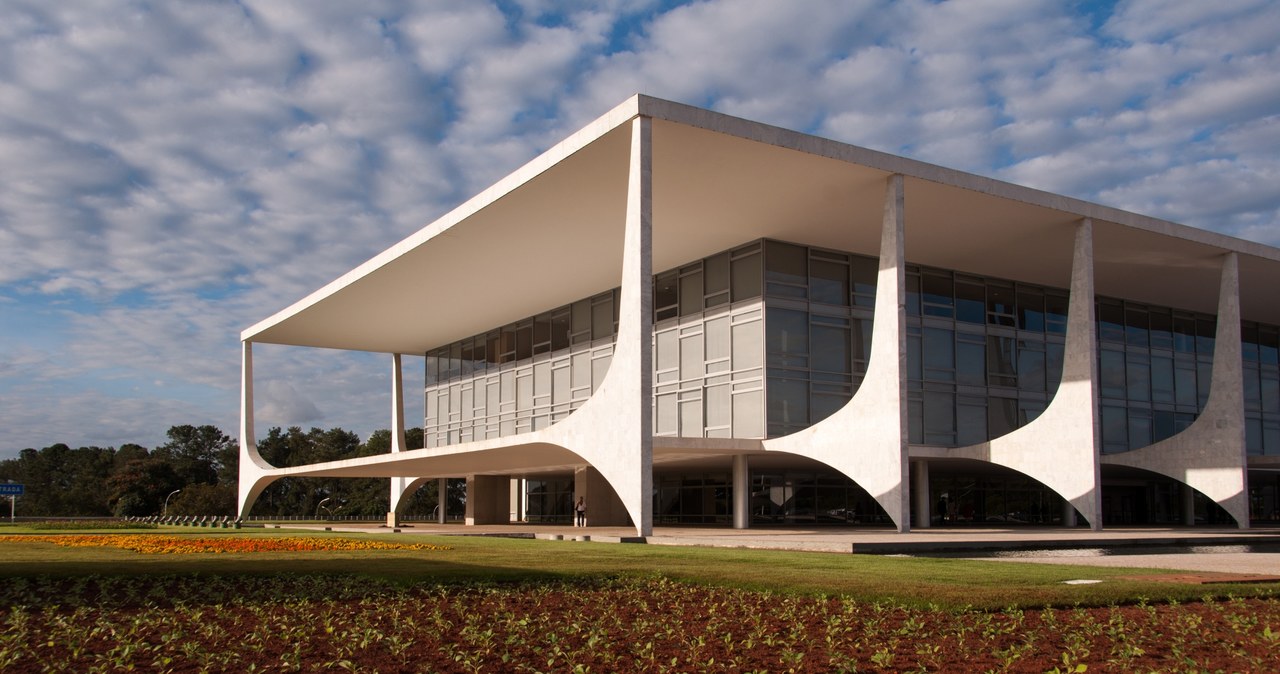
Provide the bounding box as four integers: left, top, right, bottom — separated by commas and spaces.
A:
0, 534, 450, 554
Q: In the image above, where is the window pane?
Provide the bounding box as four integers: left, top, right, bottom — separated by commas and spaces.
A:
922, 272, 954, 318
955, 279, 984, 324
1151, 355, 1175, 403
1098, 301, 1124, 343
923, 327, 954, 381
1100, 350, 1126, 399
1017, 343, 1045, 392
988, 397, 1017, 439
705, 253, 729, 294
811, 323, 851, 373
810, 258, 849, 305
654, 272, 678, 320
956, 339, 986, 386
767, 308, 809, 367
851, 255, 877, 307
768, 377, 808, 426
923, 391, 955, 445
987, 335, 1017, 387
957, 399, 986, 446
731, 252, 762, 302
987, 281, 1015, 326
765, 241, 807, 287
1017, 287, 1045, 332
1045, 292, 1069, 335
680, 270, 703, 316
1126, 352, 1151, 402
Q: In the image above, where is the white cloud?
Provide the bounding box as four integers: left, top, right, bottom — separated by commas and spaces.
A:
0, 0, 1277, 457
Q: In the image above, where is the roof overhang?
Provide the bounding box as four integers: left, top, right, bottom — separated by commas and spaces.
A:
244, 95, 1280, 354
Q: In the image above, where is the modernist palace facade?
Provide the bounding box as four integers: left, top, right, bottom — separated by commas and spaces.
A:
239, 95, 1280, 535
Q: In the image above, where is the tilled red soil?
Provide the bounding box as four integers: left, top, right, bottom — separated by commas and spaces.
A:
1, 574, 1277, 672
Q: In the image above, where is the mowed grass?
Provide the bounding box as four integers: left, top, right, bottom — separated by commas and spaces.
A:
0, 525, 1275, 610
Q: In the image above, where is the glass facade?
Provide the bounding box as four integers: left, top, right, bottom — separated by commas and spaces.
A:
1096, 298, 1214, 454
425, 237, 1280, 525
1243, 322, 1280, 455
902, 264, 1068, 447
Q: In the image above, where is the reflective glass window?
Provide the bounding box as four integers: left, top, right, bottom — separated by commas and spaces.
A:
1044, 291, 1069, 335
955, 278, 984, 324
1149, 309, 1173, 350
766, 308, 809, 368
1126, 351, 1151, 402
923, 327, 955, 381
1124, 306, 1149, 348
987, 335, 1017, 387
988, 396, 1017, 439
1151, 355, 1175, 403
922, 272, 954, 318
654, 272, 678, 321
765, 241, 807, 297
1017, 342, 1045, 392
1098, 300, 1124, 343
923, 390, 955, 445
956, 335, 986, 387
811, 322, 851, 374
810, 258, 849, 306
987, 281, 1016, 327
957, 397, 987, 446
1099, 349, 1126, 399
730, 249, 762, 302
1017, 287, 1045, 332
1101, 405, 1127, 453
851, 256, 877, 307
680, 269, 703, 316
705, 253, 730, 307
1128, 409, 1152, 450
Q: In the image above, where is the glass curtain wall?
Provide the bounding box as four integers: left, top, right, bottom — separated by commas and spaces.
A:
1243, 322, 1280, 455
424, 243, 767, 447
902, 265, 1068, 446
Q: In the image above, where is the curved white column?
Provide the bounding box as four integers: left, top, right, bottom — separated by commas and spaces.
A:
236, 341, 279, 518
1103, 252, 1249, 527
937, 219, 1103, 529
539, 116, 653, 535
763, 174, 911, 531
388, 353, 411, 526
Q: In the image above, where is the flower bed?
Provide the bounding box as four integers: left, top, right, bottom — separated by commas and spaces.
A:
0, 534, 450, 554
0, 574, 1275, 672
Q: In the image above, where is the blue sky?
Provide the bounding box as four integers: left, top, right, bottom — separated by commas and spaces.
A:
1, 0, 1278, 458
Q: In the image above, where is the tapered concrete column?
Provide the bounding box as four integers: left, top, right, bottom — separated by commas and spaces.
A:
940, 219, 1102, 529
732, 454, 750, 529
437, 477, 448, 524
1062, 501, 1078, 527
912, 460, 931, 529
763, 174, 910, 531
1183, 486, 1196, 525
1103, 252, 1249, 527
237, 341, 277, 518
388, 353, 409, 527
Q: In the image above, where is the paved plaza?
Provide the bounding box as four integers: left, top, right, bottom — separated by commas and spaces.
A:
284, 522, 1280, 577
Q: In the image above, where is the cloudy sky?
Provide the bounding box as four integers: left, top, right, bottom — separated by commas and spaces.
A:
2, 0, 1278, 458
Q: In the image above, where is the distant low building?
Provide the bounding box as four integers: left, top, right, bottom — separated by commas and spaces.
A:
238, 95, 1280, 535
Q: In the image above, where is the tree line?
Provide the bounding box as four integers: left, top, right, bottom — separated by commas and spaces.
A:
0, 425, 455, 519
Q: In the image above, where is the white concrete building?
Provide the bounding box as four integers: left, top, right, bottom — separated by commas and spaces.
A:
238, 95, 1280, 536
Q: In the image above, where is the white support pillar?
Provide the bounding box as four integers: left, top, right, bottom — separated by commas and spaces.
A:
761, 174, 910, 531
939, 219, 1103, 530
1102, 252, 1249, 528
237, 341, 277, 519
912, 460, 931, 529
388, 353, 408, 527
1183, 485, 1197, 526
732, 454, 750, 530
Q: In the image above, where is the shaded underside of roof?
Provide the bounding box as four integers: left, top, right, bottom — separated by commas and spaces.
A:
245, 96, 1280, 355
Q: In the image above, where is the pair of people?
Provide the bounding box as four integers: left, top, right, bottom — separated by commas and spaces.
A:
574, 496, 586, 527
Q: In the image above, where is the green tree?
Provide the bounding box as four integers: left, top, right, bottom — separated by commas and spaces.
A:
108, 457, 181, 516
155, 425, 235, 487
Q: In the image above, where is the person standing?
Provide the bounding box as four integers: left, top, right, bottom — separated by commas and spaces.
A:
575, 496, 586, 527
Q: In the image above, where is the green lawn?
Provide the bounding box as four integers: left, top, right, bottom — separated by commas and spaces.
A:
0, 525, 1274, 609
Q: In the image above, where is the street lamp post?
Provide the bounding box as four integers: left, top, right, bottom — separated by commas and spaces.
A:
163, 489, 181, 517
315, 497, 331, 520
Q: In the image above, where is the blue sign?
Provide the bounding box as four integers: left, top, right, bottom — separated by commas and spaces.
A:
0, 484, 23, 496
